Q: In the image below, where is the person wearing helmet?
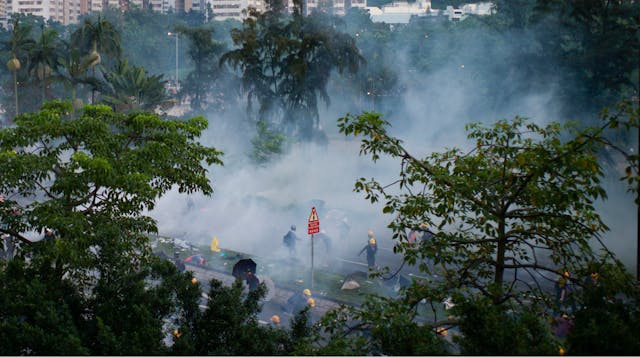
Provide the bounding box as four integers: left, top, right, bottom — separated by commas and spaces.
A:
359, 232, 378, 270
286, 288, 312, 315
283, 224, 300, 258
270, 315, 281, 326
419, 223, 435, 243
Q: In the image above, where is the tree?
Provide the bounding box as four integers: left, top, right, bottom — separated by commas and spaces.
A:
0, 101, 223, 353
454, 296, 558, 355
102, 58, 172, 113
71, 14, 122, 103
316, 293, 450, 355
221, 4, 363, 139
175, 25, 233, 114
338, 111, 614, 310
534, 0, 640, 115
2, 17, 35, 118
249, 119, 287, 165
56, 40, 92, 110
565, 262, 640, 355
28, 24, 60, 106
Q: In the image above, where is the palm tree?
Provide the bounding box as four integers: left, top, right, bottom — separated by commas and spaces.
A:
56, 40, 92, 112
3, 18, 35, 118
71, 14, 121, 103
29, 24, 60, 106
102, 59, 171, 113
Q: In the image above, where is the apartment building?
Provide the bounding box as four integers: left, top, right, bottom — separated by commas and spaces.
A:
0, 0, 7, 28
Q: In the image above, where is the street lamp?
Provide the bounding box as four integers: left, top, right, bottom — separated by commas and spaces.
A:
167, 32, 179, 91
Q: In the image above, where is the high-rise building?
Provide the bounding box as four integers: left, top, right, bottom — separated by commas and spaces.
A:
0, 0, 7, 28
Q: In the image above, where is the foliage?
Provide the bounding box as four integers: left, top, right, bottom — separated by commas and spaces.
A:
316, 293, 450, 355
338, 111, 612, 308
0, 257, 88, 355
454, 296, 558, 355
28, 24, 60, 105
534, 0, 640, 115
249, 119, 287, 165
566, 262, 640, 355
175, 24, 235, 114
589, 100, 640, 204
221, 5, 363, 139
0, 102, 223, 354
0, 100, 222, 289
102, 59, 171, 112
1, 17, 35, 120
172, 278, 311, 355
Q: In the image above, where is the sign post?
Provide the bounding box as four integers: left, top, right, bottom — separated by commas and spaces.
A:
307, 207, 320, 289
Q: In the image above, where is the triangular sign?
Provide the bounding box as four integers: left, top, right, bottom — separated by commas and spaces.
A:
309, 207, 319, 222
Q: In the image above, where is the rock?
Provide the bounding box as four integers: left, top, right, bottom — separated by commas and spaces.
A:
341, 279, 360, 290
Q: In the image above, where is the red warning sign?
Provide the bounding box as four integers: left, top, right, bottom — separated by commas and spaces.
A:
307, 207, 320, 235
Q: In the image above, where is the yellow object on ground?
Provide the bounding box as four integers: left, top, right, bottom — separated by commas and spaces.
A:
211, 236, 220, 252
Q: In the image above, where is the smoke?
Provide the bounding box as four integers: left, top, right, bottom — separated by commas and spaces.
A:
150, 14, 637, 273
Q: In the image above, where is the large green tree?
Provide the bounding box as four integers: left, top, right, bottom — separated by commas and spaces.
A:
176, 25, 234, 114
221, 3, 363, 139
338, 111, 613, 308
0, 101, 223, 354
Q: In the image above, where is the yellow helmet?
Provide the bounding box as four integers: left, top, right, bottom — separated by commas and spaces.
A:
270, 315, 280, 324
369, 238, 376, 245
307, 298, 316, 307
420, 223, 428, 229
367, 230, 374, 237
303, 288, 312, 296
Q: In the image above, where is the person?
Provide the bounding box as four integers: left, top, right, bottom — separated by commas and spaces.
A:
555, 271, 575, 315
173, 252, 186, 272
585, 271, 599, 287
286, 288, 312, 315
419, 223, 435, 243
246, 270, 260, 292
270, 315, 281, 326
359, 231, 378, 270
43, 228, 55, 241
283, 225, 300, 257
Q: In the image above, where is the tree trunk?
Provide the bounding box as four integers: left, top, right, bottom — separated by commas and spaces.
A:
13, 69, 19, 117
494, 216, 506, 304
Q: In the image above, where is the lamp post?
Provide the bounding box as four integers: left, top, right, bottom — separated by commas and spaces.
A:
167, 32, 179, 91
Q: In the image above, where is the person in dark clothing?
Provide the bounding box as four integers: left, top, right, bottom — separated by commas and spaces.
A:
173, 252, 186, 272
283, 225, 300, 257
285, 288, 312, 314
359, 232, 378, 270
246, 271, 260, 292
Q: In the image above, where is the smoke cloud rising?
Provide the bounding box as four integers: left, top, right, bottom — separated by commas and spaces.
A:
151, 16, 637, 272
